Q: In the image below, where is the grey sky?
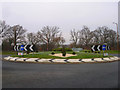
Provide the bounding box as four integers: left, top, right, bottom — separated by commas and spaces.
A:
1, 2, 118, 44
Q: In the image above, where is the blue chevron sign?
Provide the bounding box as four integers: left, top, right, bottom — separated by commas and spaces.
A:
102, 45, 106, 51
20, 45, 24, 51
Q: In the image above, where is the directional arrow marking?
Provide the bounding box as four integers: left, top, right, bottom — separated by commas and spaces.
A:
17, 45, 19, 51
97, 45, 100, 51
107, 46, 110, 50
24, 45, 27, 51
14, 45, 16, 51
30, 45, 33, 51
92, 45, 95, 51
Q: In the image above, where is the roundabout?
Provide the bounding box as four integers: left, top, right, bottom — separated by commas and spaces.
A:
3, 56, 120, 64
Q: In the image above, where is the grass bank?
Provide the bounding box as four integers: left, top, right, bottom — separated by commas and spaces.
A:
1, 51, 16, 55
81, 50, 120, 54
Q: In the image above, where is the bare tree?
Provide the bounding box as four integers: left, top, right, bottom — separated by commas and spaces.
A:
27, 32, 42, 45
2, 25, 27, 45
0, 20, 11, 34
93, 26, 117, 48
53, 36, 65, 47
78, 26, 93, 47
70, 29, 79, 47
38, 26, 62, 50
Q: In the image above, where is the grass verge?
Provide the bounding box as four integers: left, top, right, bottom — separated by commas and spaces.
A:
11, 51, 110, 59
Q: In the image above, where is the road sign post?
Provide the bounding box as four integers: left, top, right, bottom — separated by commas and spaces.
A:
91, 44, 110, 57
102, 44, 109, 56
14, 44, 37, 55
20, 45, 24, 56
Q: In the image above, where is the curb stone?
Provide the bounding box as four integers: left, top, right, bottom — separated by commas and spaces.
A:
3, 56, 120, 64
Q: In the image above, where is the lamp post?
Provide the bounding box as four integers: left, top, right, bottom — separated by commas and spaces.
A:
113, 22, 119, 50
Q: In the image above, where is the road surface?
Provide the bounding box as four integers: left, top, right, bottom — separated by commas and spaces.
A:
1, 54, 120, 88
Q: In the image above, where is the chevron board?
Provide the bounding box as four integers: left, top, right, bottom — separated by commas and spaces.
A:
14, 45, 36, 52
91, 45, 110, 52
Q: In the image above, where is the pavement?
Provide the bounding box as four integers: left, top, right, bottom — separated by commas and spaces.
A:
1, 54, 120, 88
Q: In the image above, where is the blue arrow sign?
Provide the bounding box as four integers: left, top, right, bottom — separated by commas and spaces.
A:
20, 45, 24, 51
102, 45, 106, 50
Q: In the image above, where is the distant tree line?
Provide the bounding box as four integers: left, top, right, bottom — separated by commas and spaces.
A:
70, 25, 119, 50
0, 20, 119, 51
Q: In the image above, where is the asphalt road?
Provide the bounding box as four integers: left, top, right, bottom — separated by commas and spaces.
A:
1, 54, 120, 88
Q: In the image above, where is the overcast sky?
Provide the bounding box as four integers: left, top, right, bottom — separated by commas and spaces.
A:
1, 1, 118, 44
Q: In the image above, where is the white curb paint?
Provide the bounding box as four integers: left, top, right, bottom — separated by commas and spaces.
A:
3, 56, 120, 63
113, 56, 119, 60
82, 59, 95, 62
103, 58, 112, 61
16, 58, 27, 61
37, 59, 51, 62
26, 58, 39, 62
94, 58, 105, 62
4, 56, 12, 60
67, 59, 80, 63
52, 59, 66, 63
108, 57, 116, 61
10, 57, 18, 61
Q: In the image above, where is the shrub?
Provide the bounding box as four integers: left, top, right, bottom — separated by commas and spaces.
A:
85, 51, 87, 53
61, 47, 66, 56
51, 52, 55, 55
98, 51, 100, 53
62, 52, 66, 56
84, 50, 91, 53
88, 51, 90, 53
26, 51, 30, 54
53, 48, 72, 51
72, 52, 76, 55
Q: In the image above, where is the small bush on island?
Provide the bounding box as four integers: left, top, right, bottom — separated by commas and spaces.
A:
72, 52, 76, 55
61, 46, 66, 56
51, 52, 55, 55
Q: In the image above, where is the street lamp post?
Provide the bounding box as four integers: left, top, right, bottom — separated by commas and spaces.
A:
113, 22, 119, 50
